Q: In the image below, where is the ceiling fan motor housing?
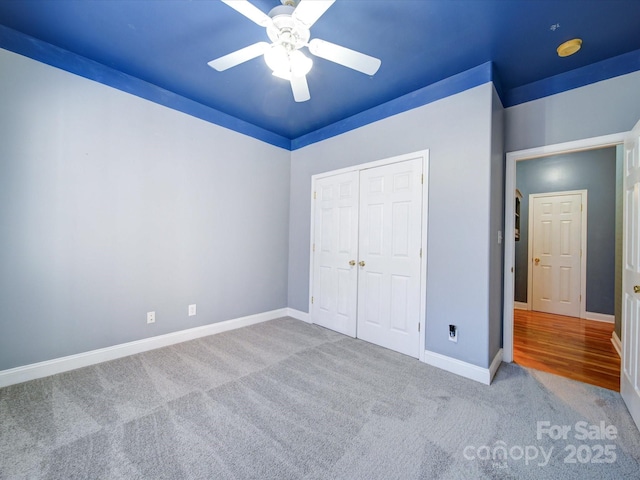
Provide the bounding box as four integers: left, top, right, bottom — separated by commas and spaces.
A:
267, 5, 310, 51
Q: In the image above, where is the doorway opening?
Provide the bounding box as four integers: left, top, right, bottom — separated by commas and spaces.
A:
503, 133, 625, 390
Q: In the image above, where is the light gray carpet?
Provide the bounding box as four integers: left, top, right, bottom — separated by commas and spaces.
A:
1, 317, 639, 479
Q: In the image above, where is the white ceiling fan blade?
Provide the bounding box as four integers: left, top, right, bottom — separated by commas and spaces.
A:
293, 0, 335, 28
308, 38, 381, 75
208, 42, 269, 71
221, 0, 272, 27
290, 74, 311, 102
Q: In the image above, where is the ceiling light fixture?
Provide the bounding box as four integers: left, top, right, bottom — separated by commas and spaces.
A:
264, 43, 312, 80
557, 38, 582, 57
262, 3, 313, 81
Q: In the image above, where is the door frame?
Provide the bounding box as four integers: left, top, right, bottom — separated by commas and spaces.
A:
526, 190, 588, 318
309, 149, 430, 362
503, 134, 624, 363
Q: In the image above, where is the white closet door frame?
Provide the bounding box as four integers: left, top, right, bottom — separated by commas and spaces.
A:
309, 150, 429, 362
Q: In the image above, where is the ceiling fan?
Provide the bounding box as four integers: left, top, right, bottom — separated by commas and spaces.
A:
208, 0, 381, 102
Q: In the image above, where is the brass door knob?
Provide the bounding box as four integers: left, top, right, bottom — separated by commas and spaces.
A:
359, 261, 366, 267
349, 260, 356, 266
534, 258, 540, 265
634, 285, 640, 294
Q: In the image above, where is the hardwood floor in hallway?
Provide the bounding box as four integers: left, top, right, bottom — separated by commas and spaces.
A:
513, 309, 621, 391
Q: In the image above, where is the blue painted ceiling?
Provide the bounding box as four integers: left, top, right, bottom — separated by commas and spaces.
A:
1, 0, 639, 142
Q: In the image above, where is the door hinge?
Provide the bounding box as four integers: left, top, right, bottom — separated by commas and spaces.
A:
313, 191, 317, 200
420, 248, 422, 258
421, 174, 424, 185
313, 243, 315, 252
311, 296, 314, 304
418, 323, 421, 332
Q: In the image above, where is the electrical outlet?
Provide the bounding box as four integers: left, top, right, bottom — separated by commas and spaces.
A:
188, 304, 197, 316
147, 311, 155, 324
449, 324, 458, 343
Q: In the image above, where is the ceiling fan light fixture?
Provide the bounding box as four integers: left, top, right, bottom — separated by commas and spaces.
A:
290, 50, 312, 76
264, 44, 290, 72
211, 0, 380, 102
264, 45, 312, 79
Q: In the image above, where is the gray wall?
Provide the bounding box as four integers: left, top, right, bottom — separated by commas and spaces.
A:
289, 83, 503, 369
4, 44, 639, 374
514, 149, 617, 314
489, 89, 505, 360
0, 49, 291, 370
506, 70, 640, 153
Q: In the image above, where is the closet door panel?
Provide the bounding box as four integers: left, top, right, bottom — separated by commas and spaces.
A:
357, 158, 423, 357
311, 171, 359, 337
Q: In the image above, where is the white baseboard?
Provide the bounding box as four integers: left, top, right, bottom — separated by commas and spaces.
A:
0, 308, 288, 389
585, 312, 615, 323
489, 348, 504, 383
611, 331, 622, 358
514, 302, 528, 310
423, 348, 503, 386
286, 308, 311, 323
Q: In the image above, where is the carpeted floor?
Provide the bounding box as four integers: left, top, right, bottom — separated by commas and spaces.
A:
1, 317, 639, 479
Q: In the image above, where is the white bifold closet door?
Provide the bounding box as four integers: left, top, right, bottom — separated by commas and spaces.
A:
312, 171, 359, 337
311, 157, 423, 358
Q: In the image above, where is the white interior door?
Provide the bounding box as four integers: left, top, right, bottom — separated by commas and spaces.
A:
622, 119, 640, 431
356, 158, 423, 357
530, 192, 583, 317
311, 171, 359, 337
